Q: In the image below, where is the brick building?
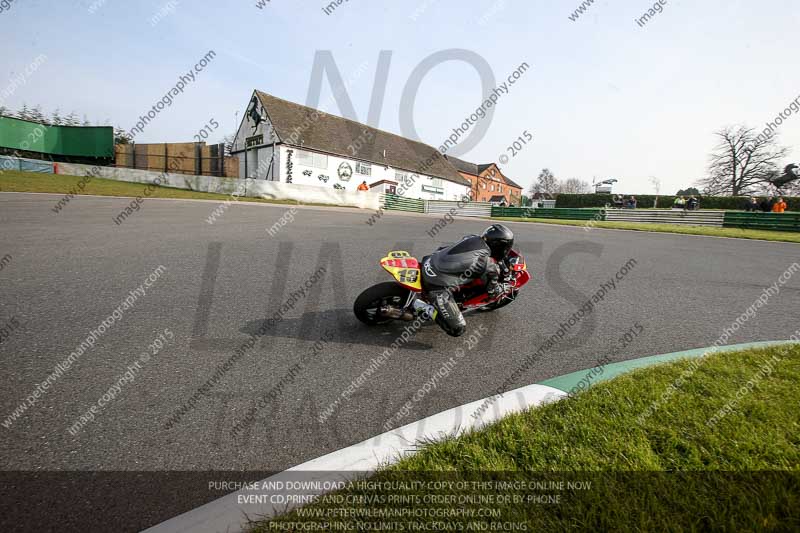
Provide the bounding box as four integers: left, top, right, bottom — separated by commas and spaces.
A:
445, 156, 523, 205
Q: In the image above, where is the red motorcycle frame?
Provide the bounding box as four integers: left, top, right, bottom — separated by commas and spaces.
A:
353, 249, 531, 326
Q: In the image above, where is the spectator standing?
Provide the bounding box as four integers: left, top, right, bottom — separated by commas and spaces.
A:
772, 197, 787, 213
673, 196, 686, 210
357, 181, 369, 191
686, 196, 699, 210
626, 196, 637, 209
760, 196, 775, 213
744, 197, 759, 212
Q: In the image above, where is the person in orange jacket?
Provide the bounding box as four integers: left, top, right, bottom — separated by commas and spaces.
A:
772, 197, 787, 213
357, 181, 369, 191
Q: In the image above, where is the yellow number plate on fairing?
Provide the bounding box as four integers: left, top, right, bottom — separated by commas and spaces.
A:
380, 251, 423, 292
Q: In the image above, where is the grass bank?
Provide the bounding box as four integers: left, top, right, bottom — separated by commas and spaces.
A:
255, 344, 800, 531
0, 169, 303, 206
493, 216, 800, 244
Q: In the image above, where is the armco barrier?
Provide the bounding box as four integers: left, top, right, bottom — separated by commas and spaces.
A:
605, 209, 724, 227
491, 206, 603, 220
723, 211, 800, 232
55, 162, 382, 210
427, 200, 492, 218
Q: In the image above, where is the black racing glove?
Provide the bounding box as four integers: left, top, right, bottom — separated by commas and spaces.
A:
484, 260, 504, 298
488, 283, 504, 299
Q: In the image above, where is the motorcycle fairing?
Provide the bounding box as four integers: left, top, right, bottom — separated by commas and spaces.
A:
380, 251, 423, 292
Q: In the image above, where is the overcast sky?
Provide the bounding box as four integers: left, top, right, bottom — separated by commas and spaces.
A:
2, 0, 798, 194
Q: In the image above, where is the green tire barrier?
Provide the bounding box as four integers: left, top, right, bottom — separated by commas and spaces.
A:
382, 194, 426, 213
492, 206, 604, 220
723, 211, 800, 232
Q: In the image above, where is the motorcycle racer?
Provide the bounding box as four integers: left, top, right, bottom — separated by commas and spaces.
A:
421, 224, 515, 337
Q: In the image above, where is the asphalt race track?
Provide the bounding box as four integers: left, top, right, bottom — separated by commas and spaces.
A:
1, 193, 799, 530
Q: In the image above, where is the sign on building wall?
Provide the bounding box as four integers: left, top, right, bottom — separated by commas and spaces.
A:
245, 134, 263, 148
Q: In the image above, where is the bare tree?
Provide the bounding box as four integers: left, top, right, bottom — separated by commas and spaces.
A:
16, 103, 32, 121
530, 168, 558, 195
560, 178, 591, 193
29, 105, 46, 124
649, 176, 661, 208
64, 111, 80, 127
783, 180, 800, 197
700, 125, 789, 196
222, 133, 235, 157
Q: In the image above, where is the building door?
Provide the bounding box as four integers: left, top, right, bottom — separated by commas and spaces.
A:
246, 148, 260, 179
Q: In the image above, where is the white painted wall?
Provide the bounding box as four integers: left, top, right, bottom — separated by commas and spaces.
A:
56, 162, 382, 210
276, 145, 470, 201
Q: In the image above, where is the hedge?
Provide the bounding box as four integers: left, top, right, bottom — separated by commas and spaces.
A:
554, 194, 799, 211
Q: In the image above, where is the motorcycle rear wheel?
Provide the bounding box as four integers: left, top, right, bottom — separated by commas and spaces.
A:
353, 282, 412, 325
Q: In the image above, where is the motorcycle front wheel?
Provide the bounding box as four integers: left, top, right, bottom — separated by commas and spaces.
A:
483, 289, 519, 311
353, 282, 412, 325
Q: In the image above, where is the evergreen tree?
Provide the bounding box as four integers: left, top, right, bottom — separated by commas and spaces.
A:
65, 112, 80, 126
0, 105, 8, 117
51, 108, 64, 125
82, 114, 91, 127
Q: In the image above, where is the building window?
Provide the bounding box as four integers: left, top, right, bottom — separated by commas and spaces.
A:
396, 171, 417, 188
297, 149, 328, 169
355, 162, 372, 176
431, 178, 443, 188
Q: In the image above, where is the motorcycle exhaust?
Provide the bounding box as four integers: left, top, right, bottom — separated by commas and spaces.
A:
379, 306, 416, 321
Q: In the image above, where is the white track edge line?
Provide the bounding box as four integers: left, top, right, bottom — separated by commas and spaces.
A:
142, 384, 566, 533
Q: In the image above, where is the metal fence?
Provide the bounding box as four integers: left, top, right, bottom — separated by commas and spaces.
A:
427, 199, 492, 217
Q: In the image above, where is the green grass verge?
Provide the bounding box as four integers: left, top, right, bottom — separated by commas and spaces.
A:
0, 169, 308, 206
255, 344, 800, 531
492, 216, 800, 243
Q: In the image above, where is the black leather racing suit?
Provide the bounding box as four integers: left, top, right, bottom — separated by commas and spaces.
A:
421, 235, 502, 337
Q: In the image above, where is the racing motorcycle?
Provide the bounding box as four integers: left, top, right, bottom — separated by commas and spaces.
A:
353, 249, 530, 327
